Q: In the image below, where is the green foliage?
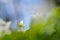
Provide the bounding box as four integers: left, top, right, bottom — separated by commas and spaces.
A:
0, 7, 60, 40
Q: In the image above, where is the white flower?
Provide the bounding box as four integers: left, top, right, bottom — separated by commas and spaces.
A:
20, 20, 23, 25
0, 18, 11, 36
17, 20, 26, 32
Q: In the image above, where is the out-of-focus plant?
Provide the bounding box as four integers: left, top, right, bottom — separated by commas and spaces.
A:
17, 20, 26, 32
0, 18, 11, 39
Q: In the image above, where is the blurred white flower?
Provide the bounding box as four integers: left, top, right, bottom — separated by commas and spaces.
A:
17, 20, 26, 32
4, 21, 11, 35
0, 18, 11, 37
19, 20, 23, 25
